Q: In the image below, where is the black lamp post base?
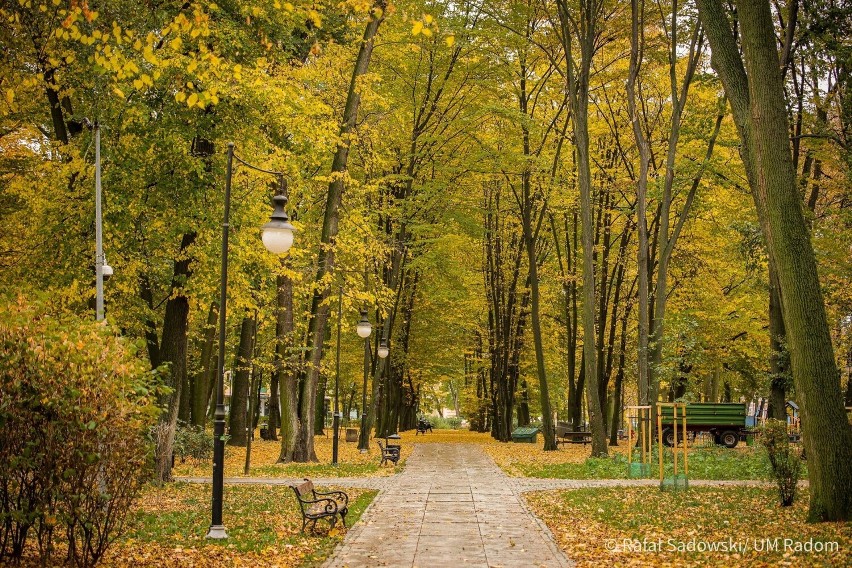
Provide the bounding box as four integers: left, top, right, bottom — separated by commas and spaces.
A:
206, 525, 228, 539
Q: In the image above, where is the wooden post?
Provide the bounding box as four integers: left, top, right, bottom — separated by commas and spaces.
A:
682, 405, 688, 476
627, 413, 633, 467
672, 405, 678, 476
657, 405, 664, 482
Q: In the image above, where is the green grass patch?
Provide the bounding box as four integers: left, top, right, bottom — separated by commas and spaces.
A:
250, 461, 384, 478
118, 482, 375, 565
515, 446, 789, 480
527, 486, 851, 567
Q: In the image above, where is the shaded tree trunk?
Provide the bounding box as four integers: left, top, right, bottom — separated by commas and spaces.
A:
228, 315, 256, 448
153, 232, 196, 483
191, 302, 218, 428
276, 270, 299, 463
768, 266, 788, 420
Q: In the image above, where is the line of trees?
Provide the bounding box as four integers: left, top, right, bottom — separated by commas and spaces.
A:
1, 0, 850, 521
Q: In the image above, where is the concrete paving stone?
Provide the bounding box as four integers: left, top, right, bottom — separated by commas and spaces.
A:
419, 523, 482, 537
321, 443, 575, 567
429, 493, 474, 502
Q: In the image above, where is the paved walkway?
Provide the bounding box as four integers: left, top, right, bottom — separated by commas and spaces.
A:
176, 443, 784, 568
322, 443, 571, 568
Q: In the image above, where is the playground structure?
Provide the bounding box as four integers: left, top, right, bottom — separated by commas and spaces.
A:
657, 402, 688, 491
626, 405, 652, 478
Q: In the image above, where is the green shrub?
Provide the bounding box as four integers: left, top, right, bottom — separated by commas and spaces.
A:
760, 419, 802, 506
428, 416, 462, 429
0, 295, 160, 566
173, 423, 214, 462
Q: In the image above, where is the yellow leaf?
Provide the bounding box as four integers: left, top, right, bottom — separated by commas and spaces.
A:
186, 92, 198, 107
422, 27, 432, 37
307, 9, 321, 27
445, 35, 455, 47
169, 36, 182, 50
113, 86, 124, 98
175, 91, 186, 103
423, 14, 433, 24
133, 78, 143, 89
412, 21, 423, 36
5, 89, 14, 104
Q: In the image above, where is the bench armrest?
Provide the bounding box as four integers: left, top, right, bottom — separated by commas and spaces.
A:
315, 489, 349, 506
299, 496, 340, 515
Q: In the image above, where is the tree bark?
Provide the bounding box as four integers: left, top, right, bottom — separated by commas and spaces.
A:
697, 0, 852, 521
276, 270, 299, 463
768, 265, 788, 420
295, 0, 386, 463
191, 302, 217, 428
557, 0, 608, 456
228, 315, 256, 448
153, 231, 196, 483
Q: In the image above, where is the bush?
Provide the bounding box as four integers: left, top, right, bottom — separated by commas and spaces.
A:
0, 295, 160, 566
173, 423, 214, 463
427, 416, 463, 430
759, 419, 802, 506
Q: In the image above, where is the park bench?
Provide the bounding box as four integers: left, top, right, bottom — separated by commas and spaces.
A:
416, 418, 433, 435
511, 426, 540, 443
290, 479, 349, 533
555, 431, 592, 446
377, 439, 400, 466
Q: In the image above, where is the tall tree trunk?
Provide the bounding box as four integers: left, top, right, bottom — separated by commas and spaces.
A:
191, 302, 218, 428
698, 0, 852, 521
295, 2, 386, 462
610, 300, 632, 445
276, 270, 299, 463
267, 372, 280, 440
228, 315, 256, 448
629, 0, 651, 410
153, 232, 196, 483
768, 265, 788, 420
557, 0, 608, 456
525, 222, 555, 449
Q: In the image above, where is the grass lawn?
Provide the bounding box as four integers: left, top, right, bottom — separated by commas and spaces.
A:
508, 444, 780, 480
440, 429, 783, 480
172, 430, 403, 479
100, 482, 377, 567
172, 428, 786, 482
526, 486, 851, 567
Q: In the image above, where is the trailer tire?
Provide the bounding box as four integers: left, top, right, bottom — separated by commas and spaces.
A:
720, 430, 739, 448
662, 428, 675, 447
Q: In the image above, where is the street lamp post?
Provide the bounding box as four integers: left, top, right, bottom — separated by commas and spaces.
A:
208, 142, 295, 540
88, 121, 114, 321
333, 302, 372, 465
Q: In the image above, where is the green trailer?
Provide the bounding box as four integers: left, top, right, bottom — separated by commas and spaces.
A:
660, 403, 747, 448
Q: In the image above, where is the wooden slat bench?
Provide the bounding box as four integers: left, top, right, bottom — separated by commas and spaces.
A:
416, 418, 433, 435
290, 479, 349, 533
556, 431, 592, 446
377, 439, 400, 466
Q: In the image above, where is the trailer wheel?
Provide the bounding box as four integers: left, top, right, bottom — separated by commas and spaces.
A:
720, 430, 739, 448
662, 428, 675, 447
